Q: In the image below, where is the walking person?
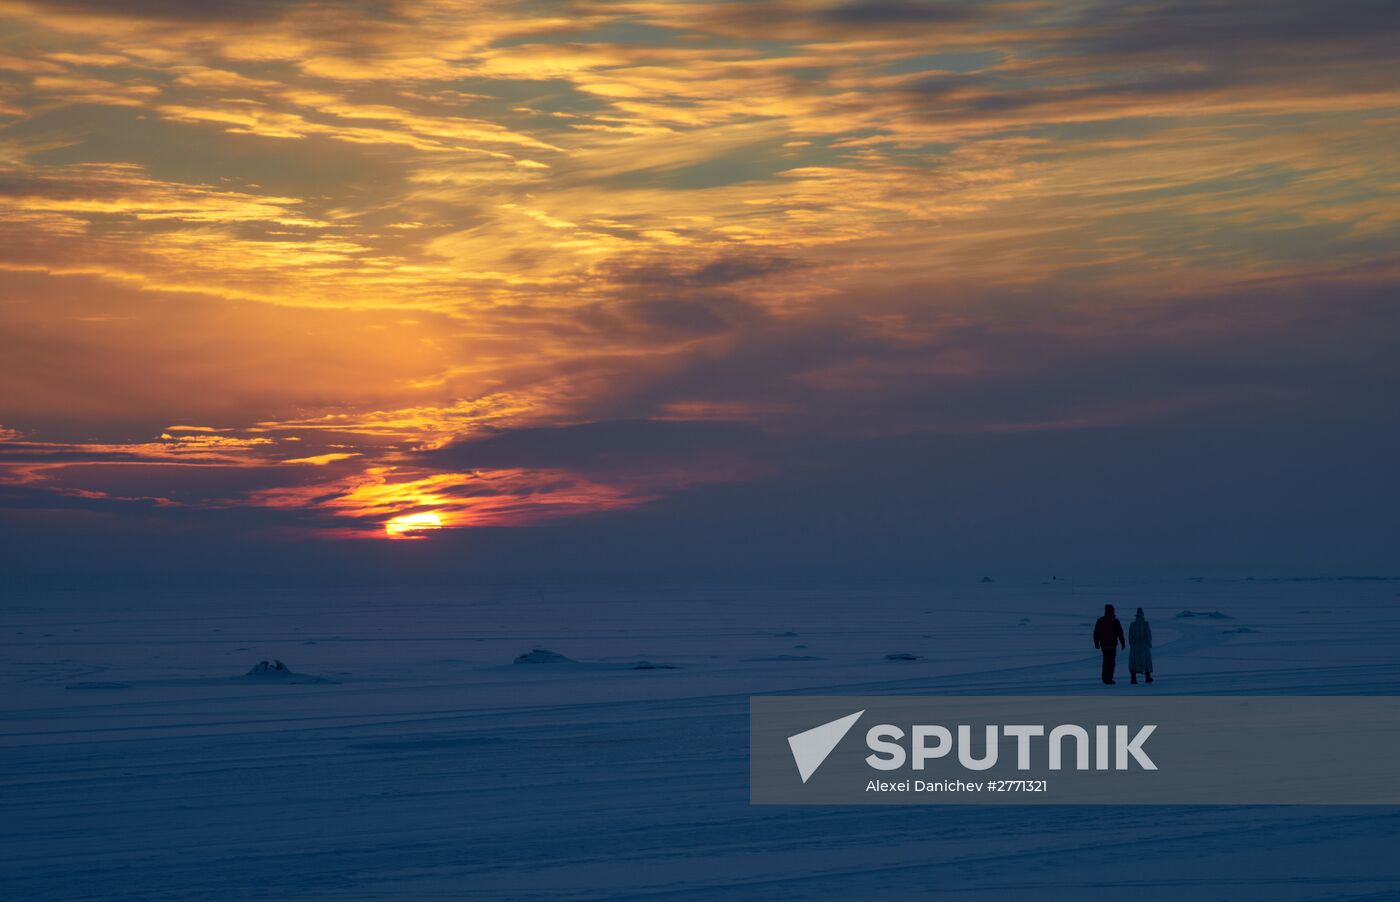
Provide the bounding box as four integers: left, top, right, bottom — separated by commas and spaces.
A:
1129, 608, 1154, 684
1093, 604, 1125, 684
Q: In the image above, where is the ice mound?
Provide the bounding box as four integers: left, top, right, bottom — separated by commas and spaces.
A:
885, 653, 923, 661
510, 648, 677, 669
513, 648, 576, 665
246, 659, 295, 676
1223, 627, 1261, 634
1175, 610, 1232, 620
242, 660, 335, 684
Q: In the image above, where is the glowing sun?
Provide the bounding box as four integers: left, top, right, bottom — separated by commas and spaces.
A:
384, 511, 444, 539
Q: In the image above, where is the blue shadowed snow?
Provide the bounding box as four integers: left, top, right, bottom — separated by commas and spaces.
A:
2, 579, 1398, 899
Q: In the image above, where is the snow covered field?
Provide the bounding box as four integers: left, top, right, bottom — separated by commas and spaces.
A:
3, 579, 1398, 900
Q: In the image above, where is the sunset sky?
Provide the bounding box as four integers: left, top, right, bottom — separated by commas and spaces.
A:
2, 1, 1398, 578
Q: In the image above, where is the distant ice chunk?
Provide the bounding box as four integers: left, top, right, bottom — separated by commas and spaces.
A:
242, 659, 335, 683
246, 659, 294, 676
1175, 610, 1232, 620
885, 653, 923, 661
513, 648, 576, 665
65, 681, 132, 690
510, 648, 678, 669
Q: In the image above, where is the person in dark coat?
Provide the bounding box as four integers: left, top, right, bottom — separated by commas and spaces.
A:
1093, 604, 1126, 684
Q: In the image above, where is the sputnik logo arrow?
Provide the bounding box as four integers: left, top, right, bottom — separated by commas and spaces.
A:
787, 710, 865, 783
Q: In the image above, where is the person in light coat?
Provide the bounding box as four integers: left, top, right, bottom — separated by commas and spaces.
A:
1128, 608, 1153, 684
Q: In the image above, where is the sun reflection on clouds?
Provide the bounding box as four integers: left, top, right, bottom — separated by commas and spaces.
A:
383, 510, 443, 539
244, 463, 671, 539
